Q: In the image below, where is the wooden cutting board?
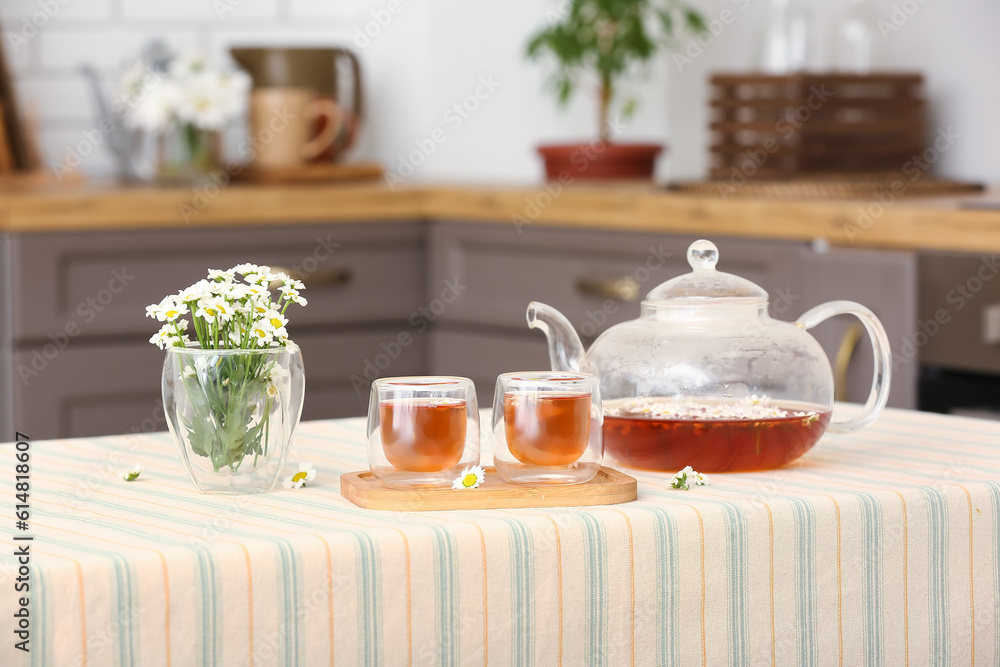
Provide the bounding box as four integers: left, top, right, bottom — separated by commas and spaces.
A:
340, 466, 637, 511
235, 161, 383, 184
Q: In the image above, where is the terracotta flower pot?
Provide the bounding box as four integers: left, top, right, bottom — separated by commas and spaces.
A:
537, 142, 663, 181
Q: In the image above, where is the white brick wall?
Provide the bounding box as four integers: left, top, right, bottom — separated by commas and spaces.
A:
5, 0, 395, 178
4, 0, 1000, 184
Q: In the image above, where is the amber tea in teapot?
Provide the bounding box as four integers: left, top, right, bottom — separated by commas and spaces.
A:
603, 397, 832, 472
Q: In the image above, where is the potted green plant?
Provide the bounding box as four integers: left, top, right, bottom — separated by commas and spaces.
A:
527, 0, 706, 180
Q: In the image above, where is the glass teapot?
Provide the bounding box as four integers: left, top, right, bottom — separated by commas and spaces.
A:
527, 239, 891, 472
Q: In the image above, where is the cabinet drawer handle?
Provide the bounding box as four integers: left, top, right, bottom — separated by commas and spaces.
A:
575, 276, 640, 303
834, 323, 864, 402
269, 266, 352, 289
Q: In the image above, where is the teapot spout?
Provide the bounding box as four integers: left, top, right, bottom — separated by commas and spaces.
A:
527, 301, 588, 373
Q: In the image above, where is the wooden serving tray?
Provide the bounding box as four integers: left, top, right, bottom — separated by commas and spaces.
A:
340, 466, 637, 511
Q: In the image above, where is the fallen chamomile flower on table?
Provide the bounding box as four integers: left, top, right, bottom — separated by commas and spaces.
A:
121, 464, 142, 482
452, 465, 486, 489
670, 465, 709, 491
283, 463, 317, 489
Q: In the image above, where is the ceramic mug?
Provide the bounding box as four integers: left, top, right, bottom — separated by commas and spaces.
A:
249, 87, 342, 169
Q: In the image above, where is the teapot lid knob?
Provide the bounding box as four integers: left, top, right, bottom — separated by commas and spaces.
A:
687, 240, 719, 271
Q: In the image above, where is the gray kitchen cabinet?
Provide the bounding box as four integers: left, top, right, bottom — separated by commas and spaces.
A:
428, 222, 803, 338
8, 223, 423, 340
918, 251, 1000, 375
0, 222, 426, 439
798, 245, 918, 409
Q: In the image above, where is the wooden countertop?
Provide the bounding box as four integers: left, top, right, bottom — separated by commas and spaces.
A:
1, 179, 999, 253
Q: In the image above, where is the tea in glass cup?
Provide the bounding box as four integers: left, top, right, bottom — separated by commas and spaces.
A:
367, 376, 480, 488
493, 372, 602, 485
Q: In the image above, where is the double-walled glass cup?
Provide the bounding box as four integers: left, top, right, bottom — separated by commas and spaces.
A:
367, 376, 480, 488
492, 371, 603, 485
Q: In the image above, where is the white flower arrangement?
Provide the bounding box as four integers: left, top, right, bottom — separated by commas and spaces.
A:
146, 264, 306, 352
122, 53, 250, 134
147, 265, 306, 473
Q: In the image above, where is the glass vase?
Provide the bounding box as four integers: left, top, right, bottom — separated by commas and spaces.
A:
163, 344, 305, 494
155, 122, 221, 185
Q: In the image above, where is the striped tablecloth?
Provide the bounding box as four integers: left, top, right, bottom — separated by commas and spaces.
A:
1, 406, 999, 667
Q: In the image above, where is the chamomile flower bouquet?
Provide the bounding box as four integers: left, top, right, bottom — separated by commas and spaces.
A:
148, 264, 306, 494
122, 52, 250, 183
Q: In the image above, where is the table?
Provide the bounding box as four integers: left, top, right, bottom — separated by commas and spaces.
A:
1, 407, 998, 666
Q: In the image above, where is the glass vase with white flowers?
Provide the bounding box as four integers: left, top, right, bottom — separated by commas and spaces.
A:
122, 52, 250, 184
148, 264, 306, 494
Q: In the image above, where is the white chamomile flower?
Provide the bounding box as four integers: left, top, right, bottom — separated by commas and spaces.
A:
120, 464, 142, 482
163, 296, 189, 321
263, 309, 288, 332
246, 285, 271, 301
228, 328, 246, 346
283, 462, 316, 489
244, 272, 271, 286
266, 384, 278, 397
181, 366, 197, 380
207, 268, 235, 283
267, 271, 291, 285
177, 280, 210, 304
195, 296, 232, 324
249, 322, 274, 346
149, 324, 176, 350
233, 263, 261, 275
263, 360, 289, 383
452, 465, 486, 490
670, 466, 709, 491
286, 278, 305, 291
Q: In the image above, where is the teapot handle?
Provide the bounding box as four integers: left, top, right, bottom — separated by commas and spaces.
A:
796, 300, 892, 434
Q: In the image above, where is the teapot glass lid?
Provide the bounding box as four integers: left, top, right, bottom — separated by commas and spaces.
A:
644, 240, 768, 304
